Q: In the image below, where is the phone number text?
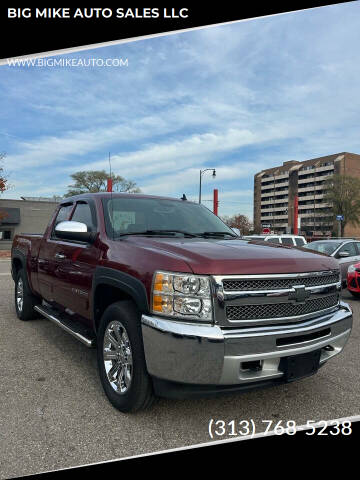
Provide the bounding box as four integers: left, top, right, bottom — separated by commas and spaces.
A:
208, 419, 352, 438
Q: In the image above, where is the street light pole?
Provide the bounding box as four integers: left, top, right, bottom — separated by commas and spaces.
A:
199, 168, 216, 204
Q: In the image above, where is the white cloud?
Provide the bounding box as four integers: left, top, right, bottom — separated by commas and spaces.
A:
2, 2, 360, 219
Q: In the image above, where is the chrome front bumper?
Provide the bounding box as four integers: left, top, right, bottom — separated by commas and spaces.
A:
141, 301, 352, 386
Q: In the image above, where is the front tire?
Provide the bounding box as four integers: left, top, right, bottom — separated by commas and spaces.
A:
14, 269, 39, 321
97, 301, 154, 413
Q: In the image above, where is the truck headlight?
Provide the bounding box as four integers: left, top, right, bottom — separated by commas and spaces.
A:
151, 271, 212, 321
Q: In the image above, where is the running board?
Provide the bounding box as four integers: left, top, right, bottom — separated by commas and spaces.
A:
34, 305, 96, 348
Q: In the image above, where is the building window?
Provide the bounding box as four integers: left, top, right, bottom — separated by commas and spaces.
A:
0, 229, 13, 240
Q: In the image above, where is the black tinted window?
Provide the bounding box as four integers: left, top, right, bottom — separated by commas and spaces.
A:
295, 238, 305, 247
267, 237, 280, 244
281, 237, 294, 246
71, 202, 95, 230
0, 229, 12, 240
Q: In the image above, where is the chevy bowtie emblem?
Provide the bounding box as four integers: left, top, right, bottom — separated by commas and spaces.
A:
289, 285, 310, 303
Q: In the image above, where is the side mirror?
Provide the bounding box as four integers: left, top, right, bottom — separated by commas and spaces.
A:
338, 251, 350, 258
55, 221, 96, 243
231, 228, 241, 236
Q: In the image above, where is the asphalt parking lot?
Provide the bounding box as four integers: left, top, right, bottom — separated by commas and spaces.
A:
0, 258, 359, 478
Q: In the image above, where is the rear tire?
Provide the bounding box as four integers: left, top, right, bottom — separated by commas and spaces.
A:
14, 269, 39, 321
97, 300, 154, 413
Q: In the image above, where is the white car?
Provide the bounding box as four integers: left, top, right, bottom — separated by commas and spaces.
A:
243, 234, 307, 247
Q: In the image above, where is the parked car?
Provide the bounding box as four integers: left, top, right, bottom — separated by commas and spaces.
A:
243, 234, 307, 247
11, 193, 352, 412
347, 262, 360, 298
304, 239, 360, 285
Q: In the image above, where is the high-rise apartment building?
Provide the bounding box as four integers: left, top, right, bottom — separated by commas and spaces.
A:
253, 152, 360, 237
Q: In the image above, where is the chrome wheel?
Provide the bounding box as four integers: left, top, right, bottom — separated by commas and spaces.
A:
103, 321, 133, 394
16, 277, 24, 312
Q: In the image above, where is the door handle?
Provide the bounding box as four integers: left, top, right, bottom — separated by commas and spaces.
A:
55, 253, 66, 260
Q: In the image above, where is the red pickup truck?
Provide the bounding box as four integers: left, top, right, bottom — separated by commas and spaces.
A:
11, 193, 353, 412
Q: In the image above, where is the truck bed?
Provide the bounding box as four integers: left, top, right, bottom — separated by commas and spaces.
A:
11, 233, 44, 294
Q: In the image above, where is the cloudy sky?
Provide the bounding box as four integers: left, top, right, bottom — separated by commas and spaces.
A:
1, 2, 360, 219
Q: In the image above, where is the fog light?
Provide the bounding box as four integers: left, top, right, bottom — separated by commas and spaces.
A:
241, 361, 262, 372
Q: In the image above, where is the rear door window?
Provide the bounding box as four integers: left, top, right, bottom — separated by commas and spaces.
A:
281, 237, 294, 246
267, 237, 280, 244
295, 237, 306, 247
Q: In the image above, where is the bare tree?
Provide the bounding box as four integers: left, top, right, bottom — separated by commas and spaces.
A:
221, 213, 252, 235
0, 152, 8, 194
0, 152, 9, 223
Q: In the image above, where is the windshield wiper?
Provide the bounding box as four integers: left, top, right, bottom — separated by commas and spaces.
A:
197, 231, 238, 238
117, 230, 237, 239
117, 230, 199, 238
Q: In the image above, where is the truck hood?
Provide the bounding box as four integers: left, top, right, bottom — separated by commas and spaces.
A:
126, 237, 339, 275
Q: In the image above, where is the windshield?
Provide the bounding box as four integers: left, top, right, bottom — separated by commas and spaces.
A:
304, 241, 342, 255
102, 197, 236, 238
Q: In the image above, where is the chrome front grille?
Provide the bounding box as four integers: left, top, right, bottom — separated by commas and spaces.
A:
226, 294, 339, 321
222, 273, 340, 291
213, 270, 341, 327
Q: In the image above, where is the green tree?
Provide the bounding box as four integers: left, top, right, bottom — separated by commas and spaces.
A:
221, 213, 252, 235
64, 170, 141, 197
323, 174, 360, 237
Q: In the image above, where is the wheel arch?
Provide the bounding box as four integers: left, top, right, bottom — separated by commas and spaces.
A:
11, 249, 26, 281
12, 257, 23, 278
92, 267, 149, 333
